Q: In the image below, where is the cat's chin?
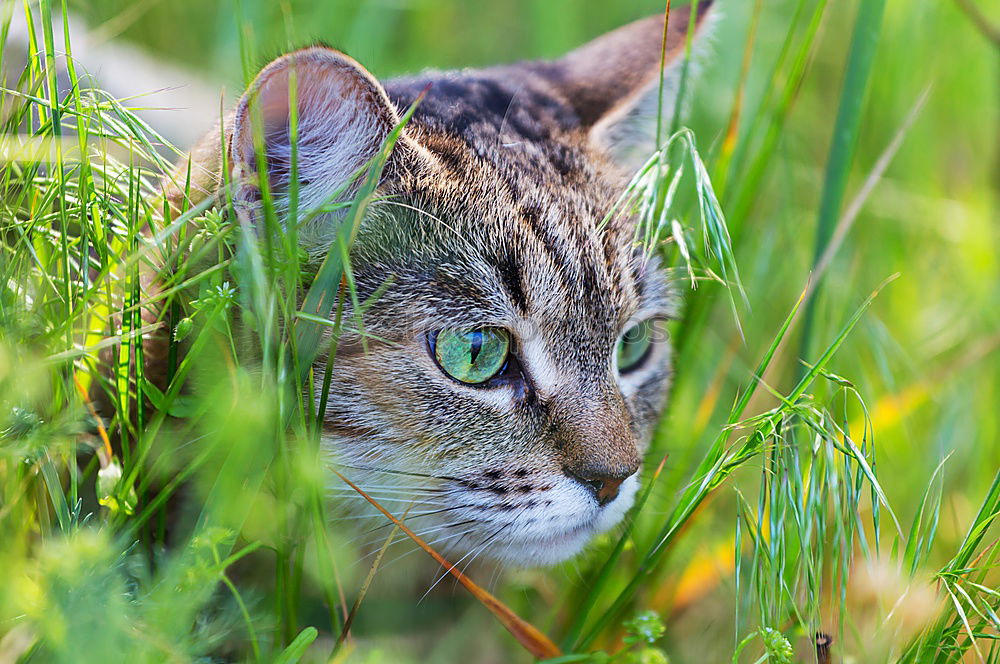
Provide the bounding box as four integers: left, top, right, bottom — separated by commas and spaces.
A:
488, 526, 603, 567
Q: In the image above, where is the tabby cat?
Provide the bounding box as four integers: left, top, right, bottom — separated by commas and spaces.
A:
168, 3, 714, 566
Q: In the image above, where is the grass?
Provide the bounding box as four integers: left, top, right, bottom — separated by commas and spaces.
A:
1, 0, 998, 662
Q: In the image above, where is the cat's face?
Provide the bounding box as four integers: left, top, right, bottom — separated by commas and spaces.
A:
221, 5, 713, 565
321, 141, 676, 565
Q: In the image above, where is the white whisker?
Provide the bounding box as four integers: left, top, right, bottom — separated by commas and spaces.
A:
419, 522, 511, 602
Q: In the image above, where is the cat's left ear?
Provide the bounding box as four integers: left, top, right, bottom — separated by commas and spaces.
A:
228, 47, 416, 253
536, 2, 717, 169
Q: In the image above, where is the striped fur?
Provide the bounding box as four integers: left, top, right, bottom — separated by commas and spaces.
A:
172, 5, 714, 565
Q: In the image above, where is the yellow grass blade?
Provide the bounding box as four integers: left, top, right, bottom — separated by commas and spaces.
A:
335, 471, 562, 659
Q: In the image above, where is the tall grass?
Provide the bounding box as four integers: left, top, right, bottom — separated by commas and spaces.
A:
1, 0, 997, 662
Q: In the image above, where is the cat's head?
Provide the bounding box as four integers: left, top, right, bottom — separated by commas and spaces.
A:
224, 5, 715, 565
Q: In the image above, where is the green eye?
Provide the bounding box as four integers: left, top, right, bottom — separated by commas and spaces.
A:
432, 328, 510, 384
616, 320, 655, 373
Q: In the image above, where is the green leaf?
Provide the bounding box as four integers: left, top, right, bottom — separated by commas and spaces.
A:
273, 626, 318, 664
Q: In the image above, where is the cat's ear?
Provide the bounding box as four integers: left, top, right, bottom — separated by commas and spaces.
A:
228, 47, 401, 250
540, 3, 716, 169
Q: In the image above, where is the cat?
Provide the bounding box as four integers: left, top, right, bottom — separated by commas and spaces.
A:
165, 3, 715, 567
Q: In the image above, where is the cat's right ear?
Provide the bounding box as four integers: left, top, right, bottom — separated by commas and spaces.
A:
228, 47, 404, 252
536, 3, 716, 170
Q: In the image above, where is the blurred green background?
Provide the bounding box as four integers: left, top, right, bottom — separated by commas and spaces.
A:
4, 0, 999, 661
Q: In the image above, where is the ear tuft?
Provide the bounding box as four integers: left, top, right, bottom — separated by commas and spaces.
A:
229, 47, 400, 254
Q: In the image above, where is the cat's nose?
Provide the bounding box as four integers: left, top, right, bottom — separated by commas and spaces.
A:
565, 464, 638, 506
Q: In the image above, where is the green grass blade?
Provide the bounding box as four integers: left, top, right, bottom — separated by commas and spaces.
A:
797, 0, 887, 366
293, 95, 421, 383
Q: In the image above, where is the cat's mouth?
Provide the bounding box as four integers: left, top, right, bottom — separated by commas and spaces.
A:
427, 472, 641, 567
337, 461, 641, 566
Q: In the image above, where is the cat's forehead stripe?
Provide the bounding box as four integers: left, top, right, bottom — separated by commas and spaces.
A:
504, 217, 645, 337
516, 203, 580, 296
496, 243, 529, 315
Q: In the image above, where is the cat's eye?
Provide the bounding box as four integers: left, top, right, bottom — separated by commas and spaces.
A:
616, 320, 655, 374
431, 328, 511, 385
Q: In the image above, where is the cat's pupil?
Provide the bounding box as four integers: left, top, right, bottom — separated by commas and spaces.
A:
469, 330, 483, 363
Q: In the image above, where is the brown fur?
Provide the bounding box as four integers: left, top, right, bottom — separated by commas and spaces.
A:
158, 5, 714, 565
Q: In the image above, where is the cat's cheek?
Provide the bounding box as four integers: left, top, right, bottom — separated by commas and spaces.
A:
448, 385, 520, 414
420, 368, 525, 415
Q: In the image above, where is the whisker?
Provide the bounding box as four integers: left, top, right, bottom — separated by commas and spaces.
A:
419, 522, 511, 602
329, 504, 460, 523
337, 464, 462, 483
454, 516, 519, 592
487, 533, 519, 593
330, 486, 451, 498
403, 518, 479, 541
328, 483, 452, 495
355, 522, 479, 567
368, 527, 479, 574
487, 559, 507, 595
328, 494, 448, 506
345, 503, 485, 552
341, 507, 455, 548
329, 481, 448, 491
348, 502, 480, 533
